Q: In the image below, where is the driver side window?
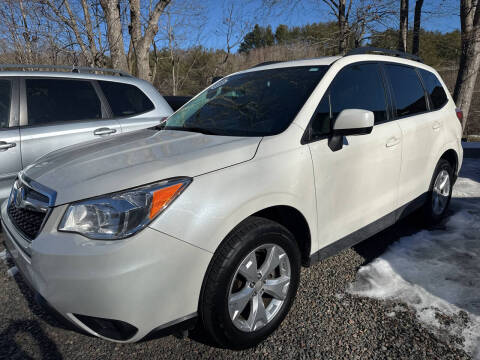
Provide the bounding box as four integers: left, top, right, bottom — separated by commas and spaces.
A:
309, 62, 388, 140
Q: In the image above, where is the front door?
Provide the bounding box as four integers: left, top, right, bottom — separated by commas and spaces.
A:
306, 62, 402, 249
0, 78, 21, 201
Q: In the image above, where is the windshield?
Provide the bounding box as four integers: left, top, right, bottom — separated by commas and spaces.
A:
163, 66, 328, 136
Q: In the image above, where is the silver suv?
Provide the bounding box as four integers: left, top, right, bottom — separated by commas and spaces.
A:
0, 65, 173, 203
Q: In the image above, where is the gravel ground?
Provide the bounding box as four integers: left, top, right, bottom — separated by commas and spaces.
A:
0, 210, 471, 360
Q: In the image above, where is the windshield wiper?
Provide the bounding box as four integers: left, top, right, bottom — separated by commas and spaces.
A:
163, 126, 220, 135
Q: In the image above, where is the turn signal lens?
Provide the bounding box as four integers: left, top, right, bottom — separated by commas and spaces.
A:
150, 183, 184, 219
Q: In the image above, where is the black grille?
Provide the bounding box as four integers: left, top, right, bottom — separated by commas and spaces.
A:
8, 202, 46, 240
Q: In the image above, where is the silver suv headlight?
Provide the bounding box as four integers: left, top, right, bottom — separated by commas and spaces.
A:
58, 178, 191, 240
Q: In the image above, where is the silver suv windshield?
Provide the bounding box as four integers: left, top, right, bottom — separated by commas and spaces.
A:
163, 66, 328, 136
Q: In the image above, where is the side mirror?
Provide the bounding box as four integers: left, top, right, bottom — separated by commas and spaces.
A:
329, 109, 374, 151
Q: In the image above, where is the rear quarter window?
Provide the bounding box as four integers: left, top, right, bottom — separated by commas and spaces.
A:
99, 81, 154, 117
419, 69, 448, 110
384, 64, 428, 118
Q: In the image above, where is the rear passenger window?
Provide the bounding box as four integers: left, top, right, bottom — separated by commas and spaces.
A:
0, 80, 11, 128
99, 81, 154, 117
419, 69, 448, 110
384, 65, 427, 118
329, 63, 388, 124
26, 79, 101, 125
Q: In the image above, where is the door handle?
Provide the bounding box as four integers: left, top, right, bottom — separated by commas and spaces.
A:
385, 137, 400, 148
0, 141, 16, 151
93, 127, 116, 136
432, 121, 441, 130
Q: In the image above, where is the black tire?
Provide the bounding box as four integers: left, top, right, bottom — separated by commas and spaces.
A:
423, 159, 454, 224
199, 216, 301, 349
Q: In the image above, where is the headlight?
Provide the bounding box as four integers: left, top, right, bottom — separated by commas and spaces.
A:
58, 178, 191, 240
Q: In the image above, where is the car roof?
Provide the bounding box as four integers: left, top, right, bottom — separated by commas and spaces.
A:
235, 54, 439, 76
0, 70, 150, 86
238, 56, 342, 74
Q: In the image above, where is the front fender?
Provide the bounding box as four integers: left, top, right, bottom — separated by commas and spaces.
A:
149, 146, 317, 255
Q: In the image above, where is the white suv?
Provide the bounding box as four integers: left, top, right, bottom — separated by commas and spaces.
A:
1, 49, 463, 348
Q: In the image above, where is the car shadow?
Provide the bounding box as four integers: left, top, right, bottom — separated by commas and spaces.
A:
5, 257, 91, 338
0, 319, 63, 359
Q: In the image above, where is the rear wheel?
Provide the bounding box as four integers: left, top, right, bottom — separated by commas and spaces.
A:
423, 159, 454, 224
199, 217, 301, 349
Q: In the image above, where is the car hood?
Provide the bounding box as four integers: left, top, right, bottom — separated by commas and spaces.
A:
23, 129, 261, 205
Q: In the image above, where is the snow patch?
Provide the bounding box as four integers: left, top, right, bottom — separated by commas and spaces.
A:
0, 249, 9, 262
348, 158, 480, 358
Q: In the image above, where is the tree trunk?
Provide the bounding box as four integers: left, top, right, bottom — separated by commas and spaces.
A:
129, 0, 171, 81
99, 0, 129, 72
454, 0, 480, 131
398, 0, 409, 52
412, 0, 424, 55
338, 0, 347, 54
19, 0, 34, 64
81, 0, 99, 66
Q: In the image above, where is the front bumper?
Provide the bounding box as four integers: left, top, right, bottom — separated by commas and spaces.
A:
1, 200, 212, 342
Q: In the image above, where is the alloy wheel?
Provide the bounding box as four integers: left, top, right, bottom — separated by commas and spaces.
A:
432, 169, 451, 215
228, 244, 291, 332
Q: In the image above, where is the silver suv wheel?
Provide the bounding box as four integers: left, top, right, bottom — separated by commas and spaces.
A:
228, 244, 291, 332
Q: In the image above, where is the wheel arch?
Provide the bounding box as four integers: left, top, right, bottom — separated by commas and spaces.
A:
251, 206, 312, 267
439, 148, 459, 177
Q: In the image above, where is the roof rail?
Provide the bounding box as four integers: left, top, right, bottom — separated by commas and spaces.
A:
0, 64, 133, 77
251, 61, 283, 68
346, 47, 423, 63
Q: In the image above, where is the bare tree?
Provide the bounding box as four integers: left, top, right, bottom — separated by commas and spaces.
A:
454, 0, 480, 131
308, 0, 396, 54
412, 0, 424, 55
157, 1, 205, 94
99, 0, 128, 72
217, 1, 252, 64
321, 0, 351, 54
129, 0, 171, 80
398, 0, 408, 52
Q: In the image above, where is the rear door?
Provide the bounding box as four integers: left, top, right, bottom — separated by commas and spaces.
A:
383, 64, 444, 207
19, 77, 121, 167
0, 78, 21, 201
98, 80, 165, 133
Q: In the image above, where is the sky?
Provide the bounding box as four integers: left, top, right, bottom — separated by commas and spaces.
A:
198, 0, 461, 51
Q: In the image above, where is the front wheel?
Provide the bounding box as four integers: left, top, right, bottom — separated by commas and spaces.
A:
423, 159, 454, 224
199, 217, 301, 349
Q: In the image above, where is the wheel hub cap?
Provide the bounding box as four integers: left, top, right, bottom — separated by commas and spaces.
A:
228, 244, 291, 332
432, 169, 451, 215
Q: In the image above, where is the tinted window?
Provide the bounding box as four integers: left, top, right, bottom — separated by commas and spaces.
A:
419, 69, 448, 110
99, 81, 154, 117
164, 66, 328, 137
384, 65, 427, 117
0, 80, 11, 128
309, 92, 331, 138
26, 79, 101, 125
330, 63, 388, 124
